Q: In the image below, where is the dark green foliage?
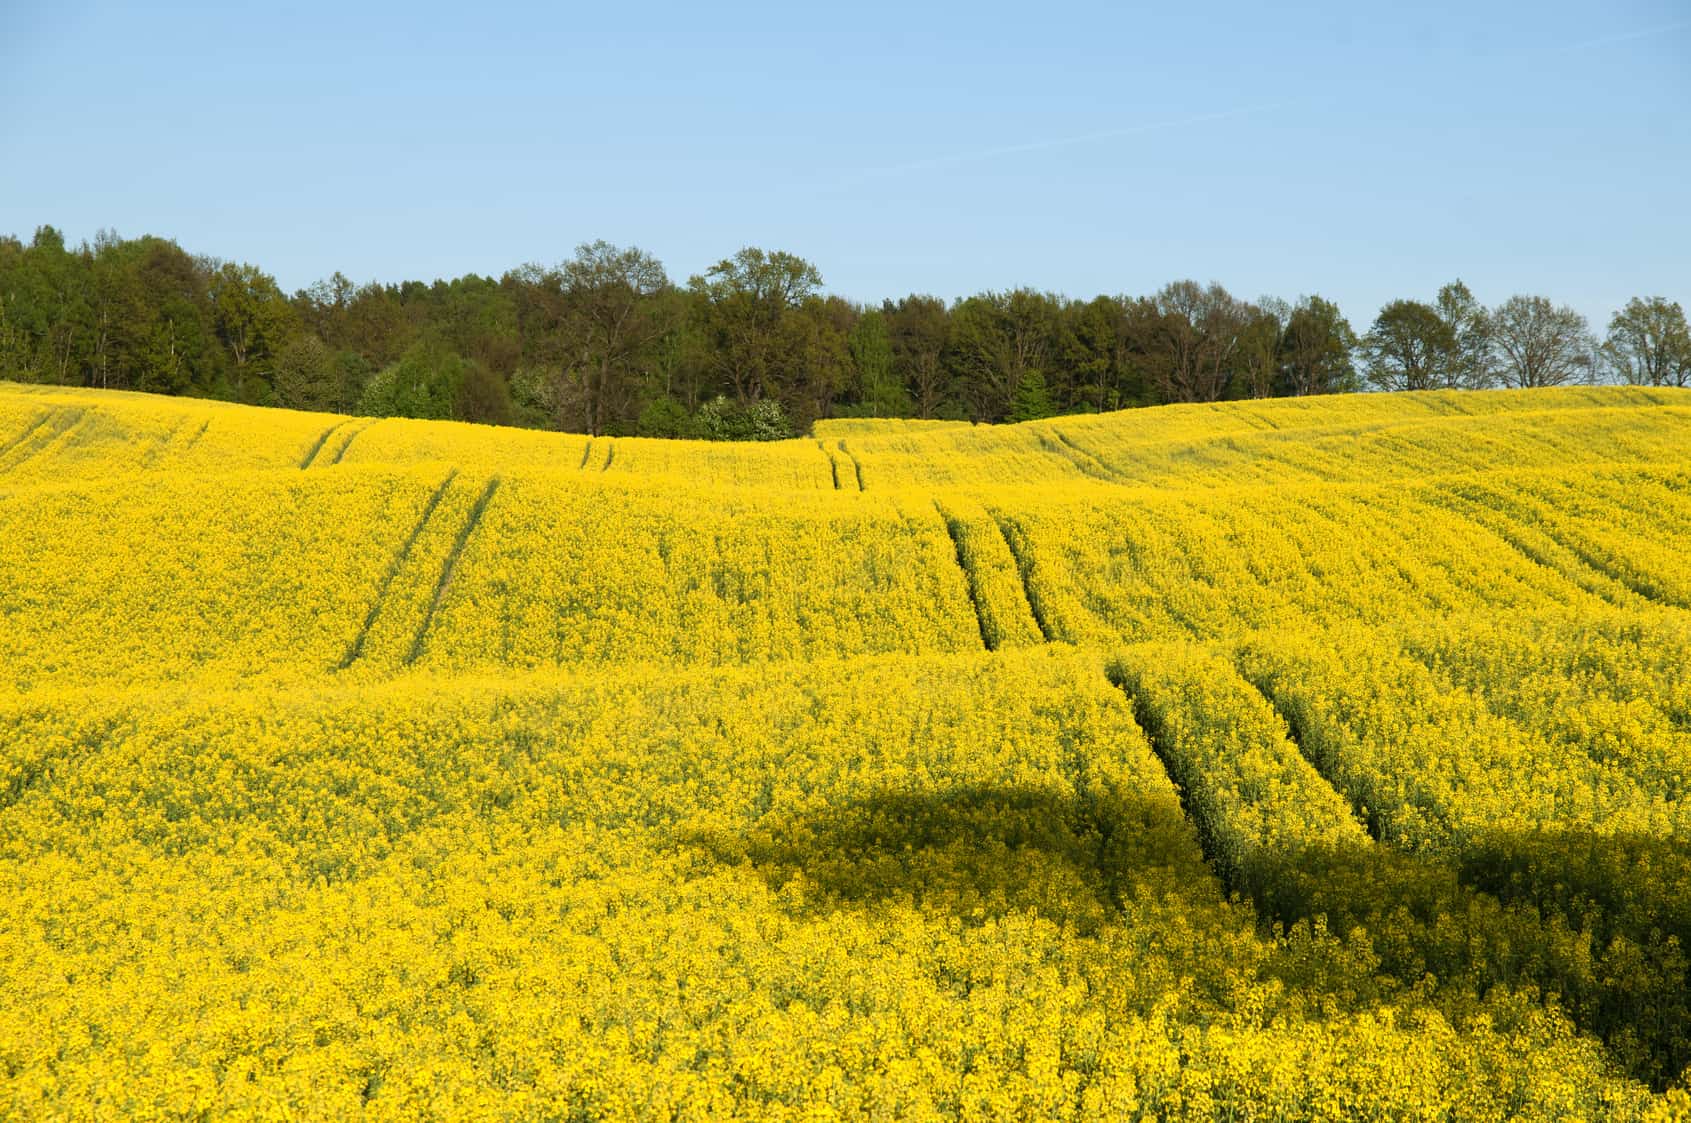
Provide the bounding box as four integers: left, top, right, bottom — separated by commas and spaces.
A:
359, 341, 465, 420
1007, 369, 1054, 422
1276, 295, 1359, 396
846, 309, 909, 418
454, 360, 513, 426
635, 395, 693, 438
0, 226, 1658, 436
1361, 300, 1459, 391
272, 335, 340, 412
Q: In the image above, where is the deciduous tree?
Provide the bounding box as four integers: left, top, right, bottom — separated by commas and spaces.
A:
558, 241, 671, 435
1436, 281, 1495, 389
690, 248, 822, 405
885, 295, 951, 418
1602, 296, 1691, 387
1276, 296, 1358, 397
1361, 300, 1457, 391
1489, 295, 1595, 388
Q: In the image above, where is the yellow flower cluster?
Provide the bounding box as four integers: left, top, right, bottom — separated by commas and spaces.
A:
0, 653, 1668, 1119
1114, 636, 1691, 1089
4, 379, 1691, 1116
408, 480, 980, 672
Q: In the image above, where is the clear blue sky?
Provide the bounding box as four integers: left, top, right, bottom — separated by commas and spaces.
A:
2, 1, 1685, 330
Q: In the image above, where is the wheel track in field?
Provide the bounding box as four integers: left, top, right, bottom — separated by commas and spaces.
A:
141, 419, 187, 469
0, 409, 53, 463
326, 420, 377, 465
1233, 663, 1389, 844
406, 475, 502, 665
990, 512, 1056, 642
0, 408, 88, 474
836, 440, 865, 490
818, 439, 842, 490
298, 420, 350, 469
180, 418, 212, 454
338, 469, 460, 669
1036, 429, 1126, 483
933, 500, 996, 651
1432, 483, 1686, 612
1106, 652, 1691, 1088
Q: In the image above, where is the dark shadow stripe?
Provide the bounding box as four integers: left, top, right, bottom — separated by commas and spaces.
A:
837, 440, 865, 490
338, 469, 459, 669
299, 421, 346, 469
991, 513, 1054, 642
934, 502, 994, 651
1234, 663, 1387, 843
407, 476, 501, 665
1102, 663, 1235, 889
328, 421, 374, 466
3, 408, 86, 473
820, 440, 841, 489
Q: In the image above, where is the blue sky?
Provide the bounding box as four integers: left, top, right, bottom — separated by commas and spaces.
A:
2, 1, 1685, 331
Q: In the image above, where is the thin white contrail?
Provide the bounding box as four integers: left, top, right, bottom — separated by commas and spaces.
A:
830, 18, 1681, 187
1548, 18, 1691, 53
840, 102, 1284, 184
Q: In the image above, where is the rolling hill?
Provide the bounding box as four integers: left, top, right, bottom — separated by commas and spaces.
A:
3, 381, 1690, 1119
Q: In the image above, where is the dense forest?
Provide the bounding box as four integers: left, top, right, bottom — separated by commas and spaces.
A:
1, 225, 1686, 438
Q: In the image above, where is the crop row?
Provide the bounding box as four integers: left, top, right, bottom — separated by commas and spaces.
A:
0, 649, 1666, 1119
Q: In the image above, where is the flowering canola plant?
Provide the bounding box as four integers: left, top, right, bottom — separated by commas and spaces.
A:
3, 380, 1691, 1119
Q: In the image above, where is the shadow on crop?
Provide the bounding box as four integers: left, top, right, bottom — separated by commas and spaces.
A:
684, 783, 1691, 1090
681, 784, 1212, 938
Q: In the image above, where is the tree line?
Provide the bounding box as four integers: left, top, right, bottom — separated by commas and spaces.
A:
2, 225, 1686, 438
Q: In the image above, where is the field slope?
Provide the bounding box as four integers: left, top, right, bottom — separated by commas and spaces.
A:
3, 381, 1691, 1119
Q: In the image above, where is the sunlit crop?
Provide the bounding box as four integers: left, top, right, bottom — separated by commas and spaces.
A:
3, 380, 1691, 1119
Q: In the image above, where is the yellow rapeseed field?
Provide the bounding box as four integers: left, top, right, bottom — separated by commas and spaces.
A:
3, 380, 1691, 1119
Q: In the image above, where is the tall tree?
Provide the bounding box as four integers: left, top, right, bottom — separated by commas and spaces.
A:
1360, 299, 1457, 391
1602, 296, 1691, 387
783, 294, 854, 427
0, 236, 28, 377
846, 307, 908, 417
1007, 368, 1054, 421
1435, 281, 1494, 389
1059, 296, 1143, 413
272, 334, 339, 411
1489, 295, 1595, 388
557, 240, 671, 435
1234, 298, 1289, 400
689, 247, 822, 405
296, 271, 357, 347
210, 262, 297, 402
23, 226, 95, 386
1276, 295, 1358, 397
1136, 281, 1251, 403
885, 295, 951, 418
358, 339, 465, 420
117, 237, 220, 396
946, 289, 1059, 422
85, 233, 139, 390
455, 358, 514, 425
